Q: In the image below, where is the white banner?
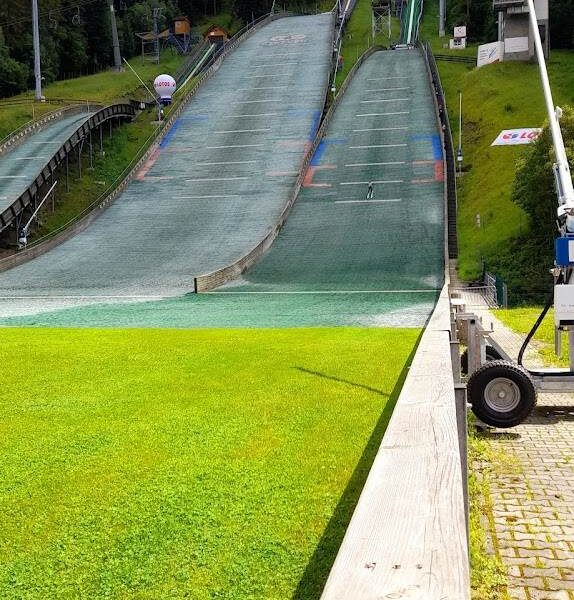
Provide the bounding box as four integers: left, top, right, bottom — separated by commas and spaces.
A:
477, 41, 503, 67
505, 36, 529, 53
491, 128, 542, 146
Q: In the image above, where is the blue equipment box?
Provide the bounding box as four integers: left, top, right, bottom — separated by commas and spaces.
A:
555, 236, 574, 266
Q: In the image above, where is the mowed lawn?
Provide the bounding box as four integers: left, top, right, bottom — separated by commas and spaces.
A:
0, 327, 419, 599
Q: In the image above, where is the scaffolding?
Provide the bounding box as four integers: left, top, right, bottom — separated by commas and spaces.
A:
372, 0, 392, 39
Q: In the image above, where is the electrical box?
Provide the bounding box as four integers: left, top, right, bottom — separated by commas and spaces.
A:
554, 284, 574, 327
555, 236, 574, 266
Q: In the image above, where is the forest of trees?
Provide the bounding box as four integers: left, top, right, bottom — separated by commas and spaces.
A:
446, 0, 574, 47
0, 0, 276, 98
1, 0, 574, 99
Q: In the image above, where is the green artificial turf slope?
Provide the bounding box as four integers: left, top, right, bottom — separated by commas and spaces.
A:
0, 327, 419, 599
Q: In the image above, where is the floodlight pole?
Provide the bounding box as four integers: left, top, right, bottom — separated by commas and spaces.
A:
31, 0, 42, 101
458, 91, 463, 174
108, 0, 123, 72
439, 0, 445, 37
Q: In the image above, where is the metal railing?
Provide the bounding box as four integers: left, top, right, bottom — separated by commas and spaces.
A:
0, 103, 96, 157
0, 103, 134, 233
422, 40, 459, 259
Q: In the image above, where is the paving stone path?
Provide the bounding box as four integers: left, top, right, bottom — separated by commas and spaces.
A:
466, 294, 574, 600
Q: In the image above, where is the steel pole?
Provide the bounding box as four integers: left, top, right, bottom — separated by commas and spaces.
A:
439, 0, 445, 37
31, 0, 42, 101
457, 92, 462, 173
108, 0, 123, 72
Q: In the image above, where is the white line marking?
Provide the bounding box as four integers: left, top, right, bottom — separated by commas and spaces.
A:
0, 295, 168, 300
361, 98, 409, 104
252, 62, 297, 67
352, 127, 408, 132
367, 76, 409, 80
366, 87, 410, 92
204, 289, 439, 294
223, 113, 279, 118
31, 141, 61, 144
237, 86, 288, 91
205, 144, 264, 149
214, 128, 271, 134
356, 111, 410, 117
193, 160, 257, 166
14, 156, 47, 160
244, 74, 290, 79
0, 175, 27, 178
340, 180, 403, 185
345, 161, 406, 167
174, 195, 241, 199
349, 144, 407, 149
233, 99, 282, 104
185, 176, 249, 182
335, 199, 402, 204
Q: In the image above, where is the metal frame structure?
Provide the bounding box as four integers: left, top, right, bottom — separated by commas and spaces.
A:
0, 103, 135, 235
372, 0, 392, 40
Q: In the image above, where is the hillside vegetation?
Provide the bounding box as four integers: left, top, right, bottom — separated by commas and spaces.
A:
422, 0, 574, 302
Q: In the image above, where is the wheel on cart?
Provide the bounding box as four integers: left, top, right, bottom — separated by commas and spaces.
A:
460, 345, 503, 375
467, 360, 536, 428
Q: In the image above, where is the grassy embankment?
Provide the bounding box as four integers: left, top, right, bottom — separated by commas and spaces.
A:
0, 327, 419, 599
421, 0, 574, 294
0, 52, 185, 140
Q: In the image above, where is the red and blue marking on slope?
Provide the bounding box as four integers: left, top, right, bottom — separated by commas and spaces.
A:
411, 133, 444, 183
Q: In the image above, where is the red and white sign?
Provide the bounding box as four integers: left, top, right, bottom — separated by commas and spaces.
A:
491, 128, 542, 146
477, 41, 503, 67
453, 26, 466, 39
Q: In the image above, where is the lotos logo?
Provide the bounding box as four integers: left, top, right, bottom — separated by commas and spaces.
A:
492, 128, 542, 146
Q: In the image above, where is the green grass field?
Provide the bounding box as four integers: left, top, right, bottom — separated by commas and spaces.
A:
0, 327, 419, 599
496, 306, 569, 367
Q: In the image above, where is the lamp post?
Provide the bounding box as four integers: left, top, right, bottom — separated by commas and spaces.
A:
31, 0, 43, 101
457, 91, 463, 174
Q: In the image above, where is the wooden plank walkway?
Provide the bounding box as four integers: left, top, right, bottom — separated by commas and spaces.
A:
320, 285, 470, 600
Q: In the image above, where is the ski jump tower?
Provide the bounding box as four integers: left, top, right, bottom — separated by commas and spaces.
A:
494, 0, 549, 61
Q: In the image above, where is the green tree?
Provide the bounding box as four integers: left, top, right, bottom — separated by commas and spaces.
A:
509, 106, 574, 298
0, 27, 28, 96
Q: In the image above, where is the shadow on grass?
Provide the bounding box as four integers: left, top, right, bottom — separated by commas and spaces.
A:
291, 338, 422, 599
294, 367, 389, 397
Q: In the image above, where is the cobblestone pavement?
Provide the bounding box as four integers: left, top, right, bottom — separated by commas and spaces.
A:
466, 296, 574, 600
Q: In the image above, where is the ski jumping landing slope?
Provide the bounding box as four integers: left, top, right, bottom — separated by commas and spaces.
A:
0, 14, 333, 318
208, 49, 445, 321
0, 49, 445, 328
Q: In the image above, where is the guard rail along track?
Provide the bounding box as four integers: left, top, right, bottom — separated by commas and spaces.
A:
0, 11, 284, 274
423, 40, 458, 259
0, 103, 96, 157
0, 103, 134, 233
194, 11, 353, 293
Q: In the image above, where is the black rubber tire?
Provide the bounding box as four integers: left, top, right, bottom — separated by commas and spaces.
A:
460, 345, 503, 375
467, 360, 536, 428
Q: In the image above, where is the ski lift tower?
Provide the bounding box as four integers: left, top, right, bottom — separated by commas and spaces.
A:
372, 0, 392, 40
493, 0, 549, 61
